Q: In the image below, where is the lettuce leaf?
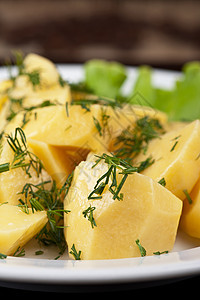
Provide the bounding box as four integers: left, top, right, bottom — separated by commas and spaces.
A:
129, 61, 200, 121
84, 59, 127, 98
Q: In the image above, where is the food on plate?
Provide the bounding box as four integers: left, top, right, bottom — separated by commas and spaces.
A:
0, 128, 51, 205
64, 153, 182, 259
0, 204, 47, 255
180, 178, 200, 238
134, 120, 200, 200
0, 53, 199, 260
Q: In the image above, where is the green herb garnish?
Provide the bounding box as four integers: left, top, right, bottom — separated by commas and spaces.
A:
82, 205, 97, 228
114, 116, 165, 160
88, 153, 154, 201
135, 239, 146, 257
0, 127, 43, 177
70, 244, 81, 260
183, 189, 193, 204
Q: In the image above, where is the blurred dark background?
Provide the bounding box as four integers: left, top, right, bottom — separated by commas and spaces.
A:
0, 0, 199, 70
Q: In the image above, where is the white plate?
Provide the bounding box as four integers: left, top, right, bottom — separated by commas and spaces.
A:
0, 64, 200, 292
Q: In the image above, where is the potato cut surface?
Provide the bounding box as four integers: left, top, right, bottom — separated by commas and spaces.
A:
64, 154, 182, 260
0, 204, 47, 255
135, 120, 200, 200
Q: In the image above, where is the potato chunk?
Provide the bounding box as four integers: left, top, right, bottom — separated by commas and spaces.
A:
0, 204, 47, 255
0, 138, 51, 205
64, 154, 182, 260
180, 178, 200, 238
28, 139, 89, 188
135, 120, 200, 199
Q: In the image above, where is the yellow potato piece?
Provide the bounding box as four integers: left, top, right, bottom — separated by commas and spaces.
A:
135, 120, 200, 200
0, 80, 12, 111
0, 204, 47, 255
64, 154, 182, 260
0, 139, 51, 205
180, 178, 200, 238
9, 75, 71, 107
28, 139, 89, 188
22, 104, 105, 150
23, 53, 60, 86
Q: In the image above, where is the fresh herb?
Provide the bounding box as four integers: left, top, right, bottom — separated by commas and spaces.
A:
158, 177, 166, 187
93, 116, 102, 136
58, 75, 66, 87
13, 246, 25, 257
153, 250, 169, 255
65, 102, 69, 117
6, 99, 58, 127
35, 250, 44, 256
88, 153, 154, 201
183, 189, 193, 204
0, 253, 7, 259
70, 244, 81, 260
71, 96, 122, 110
135, 239, 146, 257
114, 116, 165, 160
170, 140, 178, 152
0, 127, 43, 178
26, 70, 40, 88
82, 205, 97, 228
18, 173, 73, 254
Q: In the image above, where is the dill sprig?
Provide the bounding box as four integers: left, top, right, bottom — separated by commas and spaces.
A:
82, 205, 97, 228
71, 96, 122, 111
0, 127, 43, 177
88, 153, 154, 201
114, 116, 165, 160
18, 173, 73, 254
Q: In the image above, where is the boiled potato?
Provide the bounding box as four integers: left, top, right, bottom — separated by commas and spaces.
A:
0, 136, 51, 205
28, 139, 89, 188
64, 153, 182, 259
23, 53, 60, 86
0, 204, 47, 255
180, 178, 200, 238
135, 120, 200, 200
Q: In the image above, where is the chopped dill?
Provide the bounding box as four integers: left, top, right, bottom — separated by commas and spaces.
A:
114, 116, 165, 160
135, 239, 146, 257
0, 127, 43, 178
70, 244, 81, 260
82, 205, 97, 228
18, 173, 73, 254
88, 153, 154, 201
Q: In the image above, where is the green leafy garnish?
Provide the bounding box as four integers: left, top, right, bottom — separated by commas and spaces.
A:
0, 127, 43, 177
70, 244, 81, 260
135, 239, 146, 257
84, 59, 127, 98
82, 205, 97, 228
88, 153, 154, 201
129, 61, 200, 121
114, 115, 165, 160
